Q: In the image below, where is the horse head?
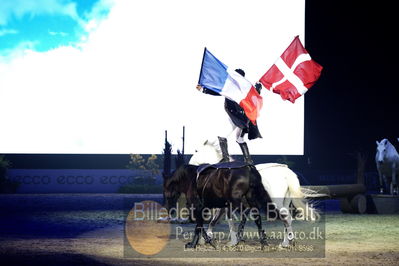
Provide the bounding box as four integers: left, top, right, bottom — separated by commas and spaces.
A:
163, 172, 181, 213
163, 164, 197, 211
188, 139, 223, 165
376, 138, 390, 164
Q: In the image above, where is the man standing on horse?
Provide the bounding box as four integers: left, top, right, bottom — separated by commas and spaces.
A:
196, 69, 262, 164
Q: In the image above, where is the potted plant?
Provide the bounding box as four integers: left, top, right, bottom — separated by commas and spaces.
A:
0, 155, 19, 193
0, 155, 10, 178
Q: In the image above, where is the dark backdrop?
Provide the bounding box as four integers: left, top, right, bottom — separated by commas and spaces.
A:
304, 0, 397, 171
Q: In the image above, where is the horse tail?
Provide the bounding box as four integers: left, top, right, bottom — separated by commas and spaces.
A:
285, 168, 324, 221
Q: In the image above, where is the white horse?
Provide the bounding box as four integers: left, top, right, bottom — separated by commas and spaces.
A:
375, 138, 399, 194
189, 141, 321, 247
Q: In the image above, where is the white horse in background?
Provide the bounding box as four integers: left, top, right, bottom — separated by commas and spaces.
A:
375, 138, 399, 195
189, 141, 322, 247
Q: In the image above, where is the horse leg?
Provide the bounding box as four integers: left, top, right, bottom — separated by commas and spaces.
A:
253, 210, 267, 248
225, 202, 251, 245
198, 208, 220, 245
245, 189, 267, 247
222, 204, 241, 247
206, 208, 224, 239
279, 199, 295, 248
185, 204, 204, 249
185, 223, 201, 248
227, 216, 239, 246
196, 207, 218, 249
201, 225, 217, 249
392, 166, 398, 195
268, 196, 294, 248
280, 215, 294, 248
378, 171, 385, 194
237, 208, 249, 243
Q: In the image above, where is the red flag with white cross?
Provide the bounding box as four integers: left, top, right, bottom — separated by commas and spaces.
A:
259, 36, 323, 103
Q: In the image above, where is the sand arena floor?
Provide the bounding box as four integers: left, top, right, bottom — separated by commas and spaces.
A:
0, 194, 398, 265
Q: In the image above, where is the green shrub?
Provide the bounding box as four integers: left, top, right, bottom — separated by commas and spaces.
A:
0, 155, 19, 193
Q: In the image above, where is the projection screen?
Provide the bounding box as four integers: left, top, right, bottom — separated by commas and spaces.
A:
0, 0, 305, 155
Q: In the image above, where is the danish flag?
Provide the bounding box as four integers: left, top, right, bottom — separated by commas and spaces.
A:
259, 36, 323, 103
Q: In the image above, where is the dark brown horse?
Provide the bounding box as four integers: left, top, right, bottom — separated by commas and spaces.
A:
163, 162, 271, 248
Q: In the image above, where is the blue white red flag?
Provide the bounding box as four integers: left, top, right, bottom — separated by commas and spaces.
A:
198, 48, 262, 124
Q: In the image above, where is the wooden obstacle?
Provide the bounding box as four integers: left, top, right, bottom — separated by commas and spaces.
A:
303, 184, 367, 214
300, 153, 370, 214
367, 194, 399, 214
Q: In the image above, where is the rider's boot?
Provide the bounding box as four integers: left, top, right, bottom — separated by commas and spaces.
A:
218, 136, 230, 162
238, 142, 253, 165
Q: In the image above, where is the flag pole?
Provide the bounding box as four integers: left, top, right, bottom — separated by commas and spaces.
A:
182, 126, 185, 156
197, 47, 207, 85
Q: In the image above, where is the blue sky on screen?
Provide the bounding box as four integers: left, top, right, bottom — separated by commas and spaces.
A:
0, 0, 111, 55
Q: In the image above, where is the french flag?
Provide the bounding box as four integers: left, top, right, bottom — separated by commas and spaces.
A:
198, 48, 262, 124
259, 36, 323, 103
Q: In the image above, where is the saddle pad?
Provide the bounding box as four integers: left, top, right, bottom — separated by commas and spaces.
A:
197, 161, 249, 175
255, 163, 288, 171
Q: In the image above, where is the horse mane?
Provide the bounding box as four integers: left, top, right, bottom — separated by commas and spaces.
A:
165, 164, 197, 189
378, 138, 399, 157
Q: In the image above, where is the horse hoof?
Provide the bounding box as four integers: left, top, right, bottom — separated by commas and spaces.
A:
209, 240, 218, 249
169, 217, 179, 224
185, 242, 196, 249
260, 239, 269, 247
204, 237, 217, 248
176, 218, 189, 224
198, 237, 205, 245
227, 240, 239, 247
279, 242, 291, 249
237, 237, 245, 243
278, 244, 288, 249
157, 216, 170, 223
279, 239, 295, 248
